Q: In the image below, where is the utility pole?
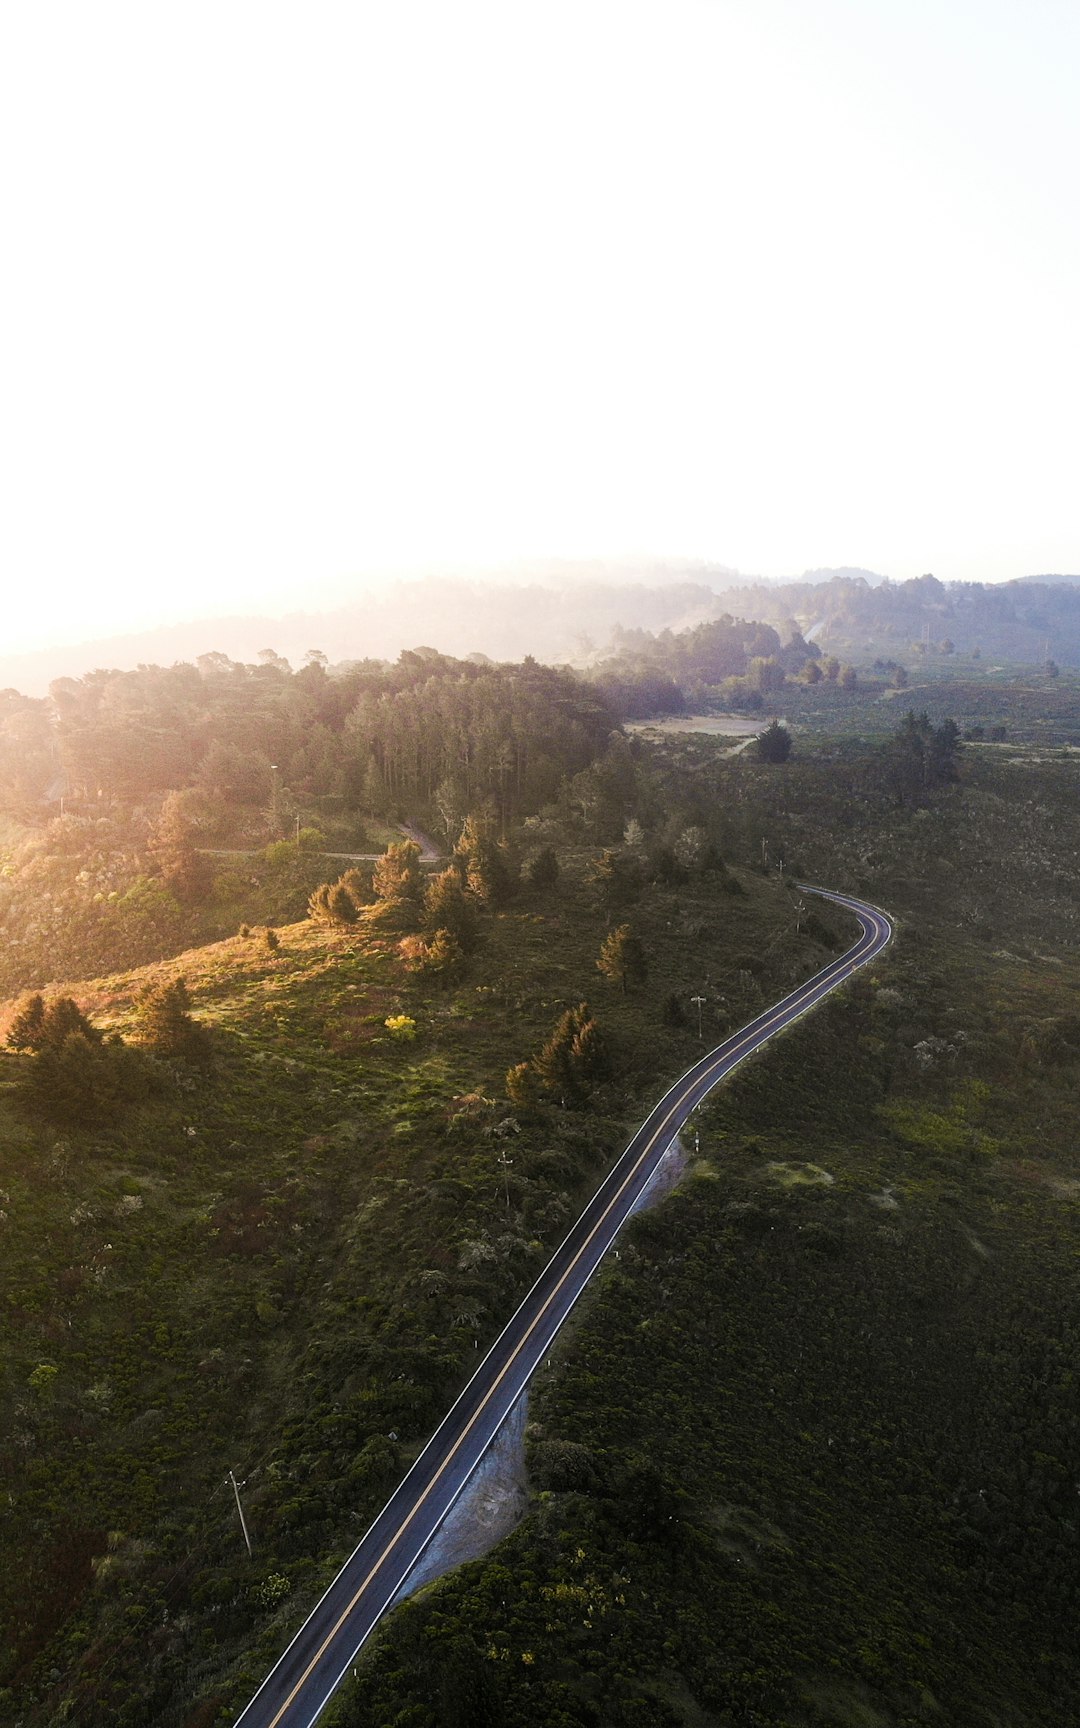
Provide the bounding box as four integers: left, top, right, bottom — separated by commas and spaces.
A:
497, 1147, 513, 1213
228, 1469, 253, 1558
691, 995, 706, 1040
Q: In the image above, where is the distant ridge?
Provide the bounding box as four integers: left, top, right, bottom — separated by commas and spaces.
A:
1014, 573, 1080, 586
798, 566, 888, 586
0, 569, 732, 696
7, 561, 1080, 696
704, 572, 1080, 667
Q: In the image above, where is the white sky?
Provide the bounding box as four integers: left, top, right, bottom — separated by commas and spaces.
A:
2, 0, 1079, 652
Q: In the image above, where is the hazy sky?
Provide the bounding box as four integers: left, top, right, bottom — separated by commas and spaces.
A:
3, 0, 1079, 652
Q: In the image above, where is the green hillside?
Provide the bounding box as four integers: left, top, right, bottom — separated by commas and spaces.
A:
0, 840, 847, 1726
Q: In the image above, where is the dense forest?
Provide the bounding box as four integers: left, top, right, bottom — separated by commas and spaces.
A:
2, 649, 615, 823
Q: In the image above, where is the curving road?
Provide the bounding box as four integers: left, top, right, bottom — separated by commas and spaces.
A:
234, 885, 892, 1728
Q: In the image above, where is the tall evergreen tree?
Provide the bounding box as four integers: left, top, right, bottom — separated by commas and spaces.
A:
328, 882, 359, 925
528, 1002, 606, 1105
7, 993, 47, 1052
755, 719, 793, 763
136, 977, 210, 1061
454, 812, 514, 907
597, 925, 648, 994
525, 846, 560, 890
424, 866, 478, 949
372, 840, 423, 909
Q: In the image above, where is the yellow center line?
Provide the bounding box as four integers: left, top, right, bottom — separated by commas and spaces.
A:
261, 908, 885, 1728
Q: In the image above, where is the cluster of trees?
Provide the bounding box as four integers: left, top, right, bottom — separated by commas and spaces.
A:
590, 614, 858, 717
885, 710, 963, 805
587, 825, 734, 913
506, 1003, 608, 1109
309, 822, 518, 983
5, 976, 208, 1123
7, 994, 143, 1123
344, 656, 616, 828
308, 869, 373, 927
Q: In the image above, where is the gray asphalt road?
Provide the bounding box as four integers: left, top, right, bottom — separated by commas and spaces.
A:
233, 884, 892, 1728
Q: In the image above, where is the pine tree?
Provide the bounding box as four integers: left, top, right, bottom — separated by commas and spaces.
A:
136, 977, 210, 1062
424, 867, 477, 949
151, 789, 213, 904
328, 883, 358, 925
17, 997, 103, 1052
569, 1014, 608, 1079
7, 993, 47, 1052
425, 927, 464, 977
308, 882, 333, 922
310, 872, 370, 925
28, 1029, 145, 1125
339, 865, 375, 905
505, 1060, 542, 1109
532, 1011, 579, 1102
755, 719, 793, 764
400, 927, 463, 981
597, 925, 647, 994
525, 846, 560, 890
455, 814, 514, 907
530, 1002, 604, 1104
372, 841, 423, 909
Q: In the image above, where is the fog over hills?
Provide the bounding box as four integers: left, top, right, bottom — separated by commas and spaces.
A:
7, 562, 1080, 694
2, 561, 741, 694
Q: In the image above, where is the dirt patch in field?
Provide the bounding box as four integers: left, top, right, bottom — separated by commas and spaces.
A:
626, 713, 769, 738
